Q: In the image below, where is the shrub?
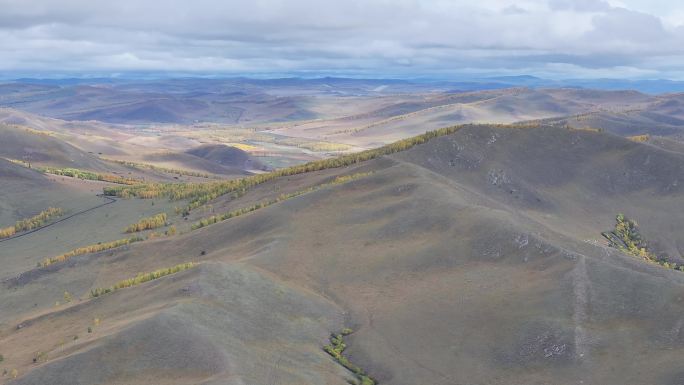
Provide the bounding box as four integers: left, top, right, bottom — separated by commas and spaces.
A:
603, 213, 681, 271
323, 329, 375, 385
165, 226, 177, 236
32, 352, 47, 363
603, 214, 649, 258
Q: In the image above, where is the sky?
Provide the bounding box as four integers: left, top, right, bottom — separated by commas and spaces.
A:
0, 0, 683, 79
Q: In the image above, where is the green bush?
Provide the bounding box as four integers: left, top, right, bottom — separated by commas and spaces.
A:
603, 213, 681, 271
323, 329, 376, 385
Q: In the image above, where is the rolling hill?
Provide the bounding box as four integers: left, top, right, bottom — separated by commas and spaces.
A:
3, 124, 684, 384
186, 144, 266, 171
0, 158, 52, 224
0, 124, 111, 170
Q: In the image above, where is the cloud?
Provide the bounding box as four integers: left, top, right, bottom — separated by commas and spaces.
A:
502, 5, 528, 15
0, 0, 682, 79
547, 0, 612, 12
589, 7, 668, 43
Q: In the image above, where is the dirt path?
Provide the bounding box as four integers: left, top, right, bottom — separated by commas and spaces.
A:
0, 195, 117, 243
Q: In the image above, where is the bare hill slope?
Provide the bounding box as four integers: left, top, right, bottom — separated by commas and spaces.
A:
3, 125, 684, 385
0, 124, 110, 170
186, 144, 266, 171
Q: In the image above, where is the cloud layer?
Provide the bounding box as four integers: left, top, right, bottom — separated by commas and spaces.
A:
0, 0, 683, 78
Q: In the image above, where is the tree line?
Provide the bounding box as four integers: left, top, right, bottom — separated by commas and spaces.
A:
191, 172, 373, 231
39, 236, 144, 267
37, 167, 141, 185
104, 158, 212, 178
0, 207, 64, 239
90, 262, 197, 297
124, 213, 168, 233
105, 123, 512, 212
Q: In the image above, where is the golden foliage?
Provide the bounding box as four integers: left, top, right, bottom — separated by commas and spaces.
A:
103, 158, 212, 178
39, 236, 144, 267
226, 142, 258, 151
0, 226, 15, 239
105, 123, 501, 212
627, 134, 650, 142
124, 213, 168, 233
37, 167, 140, 185
0, 207, 64, 239
165, 226, 177, 236
278, 138, 352, 152
191, 172, 373, 230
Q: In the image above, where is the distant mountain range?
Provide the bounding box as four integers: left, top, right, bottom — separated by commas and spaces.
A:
6, 75, 684, 94
474, 75, 684, 94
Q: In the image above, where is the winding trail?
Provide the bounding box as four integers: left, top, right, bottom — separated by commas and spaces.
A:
0, 195, 117, 243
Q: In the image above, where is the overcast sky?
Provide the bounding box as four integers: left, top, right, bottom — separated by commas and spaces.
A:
1, 0, 683, 79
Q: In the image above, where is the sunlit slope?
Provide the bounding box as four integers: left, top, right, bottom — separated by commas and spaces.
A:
0, 124, 110, 170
